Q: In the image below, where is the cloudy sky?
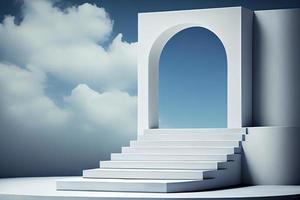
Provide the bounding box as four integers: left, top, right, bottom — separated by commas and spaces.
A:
0, 0, 137, 135
0, 0, 299, 177
0, 0, 138, 177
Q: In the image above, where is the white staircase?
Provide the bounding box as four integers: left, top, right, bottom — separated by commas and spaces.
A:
56, 128, 245, 193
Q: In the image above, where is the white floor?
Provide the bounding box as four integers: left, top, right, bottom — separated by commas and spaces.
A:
0, 177, 300, 199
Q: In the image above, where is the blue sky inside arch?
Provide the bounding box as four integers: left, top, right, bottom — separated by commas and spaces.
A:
159, 27, 227, 128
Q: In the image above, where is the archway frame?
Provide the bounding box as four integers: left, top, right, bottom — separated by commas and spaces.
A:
138, 7, 253, 135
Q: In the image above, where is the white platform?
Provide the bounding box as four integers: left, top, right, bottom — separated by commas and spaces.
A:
138, 132, 244, 140
100, 160, 227, 170
121, 146, 241, 154
143, 128, 246, 134
130, 140, 241, 147
1, 177, 300, 199
83, 168, 207, 180
111, 153, 237, 161
58, 177, 209, 193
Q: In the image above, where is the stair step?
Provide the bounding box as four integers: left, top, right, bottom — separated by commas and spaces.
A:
144, 128, 245, 134
100, 160, 227, 170
57, 155, 241, 193
56, 128, 244, 193
138, 133, 244, 141
111, 153, 238, 161
56, 177, 205, 193
122, 146, 241, 154
130, 140, 241, 147
83, 168, 212, 180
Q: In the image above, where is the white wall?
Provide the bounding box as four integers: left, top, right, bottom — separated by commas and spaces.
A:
243, 126, 300, 185
252, 8, 300, 127
243, 9, 300, 185
138, 7, 253, 134
241, 8, 253, 127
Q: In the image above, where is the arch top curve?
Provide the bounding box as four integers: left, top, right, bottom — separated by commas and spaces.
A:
148, 24, 227, 73
138, 7, 253, 135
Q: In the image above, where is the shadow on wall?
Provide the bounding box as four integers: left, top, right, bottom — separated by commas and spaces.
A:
243, 127, 300, 185
252, 8, 300, 127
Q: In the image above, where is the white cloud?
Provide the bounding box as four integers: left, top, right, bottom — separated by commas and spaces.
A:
30, 33, 137, 90
0, 0, 137, 135
0, 63, 70, 131
0, 63, 137, 135
0, 0, 137, 91
66, 84, 137, 134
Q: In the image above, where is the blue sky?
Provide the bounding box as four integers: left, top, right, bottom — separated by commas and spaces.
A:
2, 0, 300, 41
0, 0, 299, 177
64, 0, 300, 42
159, 27, 227, 128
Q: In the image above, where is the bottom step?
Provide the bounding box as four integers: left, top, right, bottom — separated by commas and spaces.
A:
56, 177, 208, 193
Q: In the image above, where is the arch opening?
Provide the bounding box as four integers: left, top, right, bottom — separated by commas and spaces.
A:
158, 27, 227, 128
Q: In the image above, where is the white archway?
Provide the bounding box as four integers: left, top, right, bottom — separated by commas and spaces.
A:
138, 7, 253, 135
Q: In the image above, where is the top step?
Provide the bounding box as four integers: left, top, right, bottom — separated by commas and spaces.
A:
143, 128, 245, 135
139, 133, 244, 141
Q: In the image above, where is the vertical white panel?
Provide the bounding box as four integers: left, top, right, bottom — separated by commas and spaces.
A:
253, 8, 300, 127
138, 7, 253, 135
241, 8, 253, 127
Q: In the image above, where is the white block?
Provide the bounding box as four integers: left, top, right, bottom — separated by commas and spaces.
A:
111, 153, 237, 161
144, 128, 245, 134
56, 177, 206, 193
100, 160, 227, 170
130, 140, 241, 147
138, 133, 244, 141
122, 147, 240, 154
83, 168, 208, 180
